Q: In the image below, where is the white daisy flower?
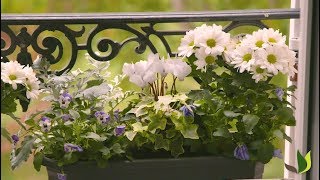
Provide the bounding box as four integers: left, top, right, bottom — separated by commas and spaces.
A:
22, 65, 38, 82
250, 65, 272, 83
1, 61, 26, 90
241, 29, 269, 50
194, 48, 216, 70
178, 30, 196, 57
254, 45, 288, 75
262, 28, 286, 45
230, 46, 256, 73
195, 24, 230, 56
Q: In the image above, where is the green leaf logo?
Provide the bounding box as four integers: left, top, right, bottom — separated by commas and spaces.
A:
297, 150, 312, 174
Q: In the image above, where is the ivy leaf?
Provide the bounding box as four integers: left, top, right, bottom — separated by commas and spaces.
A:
181, 124, 199, 139
148, 117, 167, 131
1, 128, 12, 143
154, 134, 169, 151
276, 107, 296, 126
169, 136, 184, 157
11, 136, 35, 170
223, 111, 242, 118
33, 152, 44, 172
242, 114, 259, 134
124, 131, 137, 141
111, 143, 124, 154
69, 109, 80, 120
213, 127, 231, 138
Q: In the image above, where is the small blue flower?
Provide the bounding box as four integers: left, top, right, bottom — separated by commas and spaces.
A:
234, 144, 250, 160
114, 109, 120, 121
94, 111, 110, 124
11, 134, 19, 144
57, 173, 67, 180
180, 105, 196, 117
61, 114, 73, 121
59, 92, 72, 108
64, 143, 83, 153
273, 149, 283, 159
275, 88, 284, 101
115, 125, 126, 136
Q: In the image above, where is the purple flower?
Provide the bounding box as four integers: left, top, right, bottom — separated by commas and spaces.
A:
11, 134, 19, 144
115, 125, 126, 136
94, 111, 110, 124
234, 144, 250, 160
64, 143, 83, 153
59, 92, 72, 108
61, 114, 73, 121
57, 173, 67, 180
273, 149, 283, 159
275, 88, 284, 101
39, 116, 51, 132
180, 105, 196, 117
114, 109, 120, 120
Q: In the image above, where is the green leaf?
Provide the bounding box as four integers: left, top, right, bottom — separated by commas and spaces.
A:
86, 79, 103, 89
181, 124, 199, 139
165, 128, 177, 139
1, 128, 12, 143
273, 130, 292, 143
148, 117, 167, 131
11, 136, 35, 170
124, 131, 137, 141
223, 111, 242, 118
276, 107, 296, 126
169, 136, 184, 157
82, 132, 107, 141
69, 109, 80, 120
297, 150, 308, 173
257, 143, 274, 164
242, 114, 259, 134
154, 134, 169, 151
213, 127, 231, 138
300, 151, 312, 173
25, 118, 36, 126
111, 143, 124, 154
33, 152, 44, 172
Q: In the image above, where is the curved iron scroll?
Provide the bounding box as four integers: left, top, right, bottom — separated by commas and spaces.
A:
1, 9, 299, 74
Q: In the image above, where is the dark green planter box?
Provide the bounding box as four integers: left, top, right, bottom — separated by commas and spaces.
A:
43, 156, 264, 180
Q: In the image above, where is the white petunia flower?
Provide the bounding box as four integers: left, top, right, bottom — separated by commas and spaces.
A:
178, 30, 196, 57
25, 79, 41, 99
1, 61, 26, 90
262, 28, 286, 45
195, 24, 230, 56
254, 44, 288, 75
194, 48, 216, 70
230, 46, 256, 73
250, 65, 272, 83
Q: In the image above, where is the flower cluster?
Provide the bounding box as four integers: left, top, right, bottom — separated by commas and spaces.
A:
1, 60, 41, 99
229, 28, 297, 82
122, 53, 191, 100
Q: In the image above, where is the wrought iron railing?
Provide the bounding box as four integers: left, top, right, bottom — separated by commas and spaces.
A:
1, 9, 299, 74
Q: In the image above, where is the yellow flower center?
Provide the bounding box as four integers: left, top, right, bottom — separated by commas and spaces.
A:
256, 67, 265, 74
205, 56, 215, 64
268, 38, 276, 43
188, 41, 194, 46
9, 75, 17, 80
206, 39, 216, 48
26, 84, 32, 91
243, 54, 252, 62
267, 54, 277, 64
255, 40, 264, 48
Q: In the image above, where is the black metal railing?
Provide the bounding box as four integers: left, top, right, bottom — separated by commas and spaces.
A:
1, 9, 300, 74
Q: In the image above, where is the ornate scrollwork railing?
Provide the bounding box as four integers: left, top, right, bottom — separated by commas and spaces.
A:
1, 9, 299, 74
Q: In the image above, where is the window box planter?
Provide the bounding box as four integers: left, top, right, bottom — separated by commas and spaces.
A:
43, 156, 264, 180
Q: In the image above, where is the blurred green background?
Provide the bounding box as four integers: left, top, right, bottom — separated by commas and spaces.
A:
1, 0, 291, 179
